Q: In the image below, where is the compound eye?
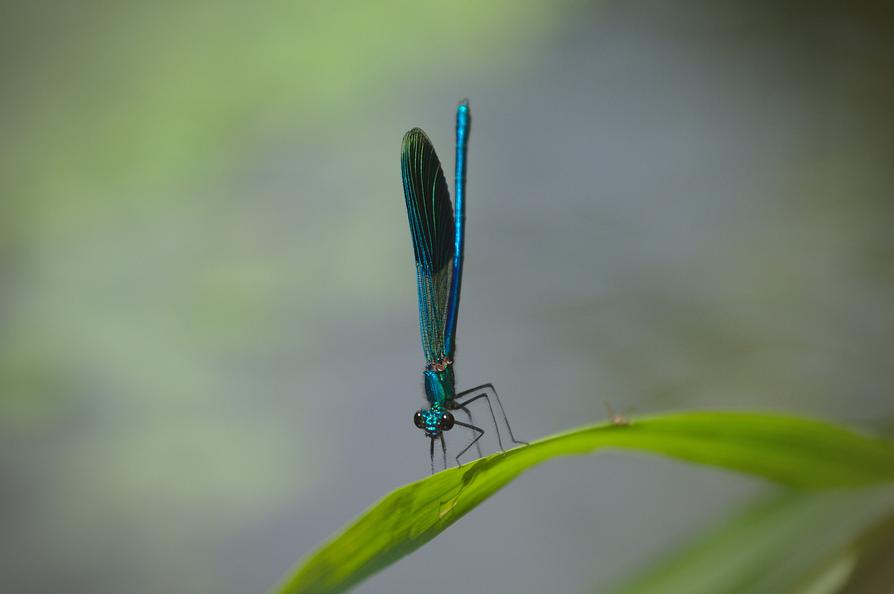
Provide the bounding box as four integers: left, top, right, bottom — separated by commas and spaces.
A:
439, 411, 455, 431
413, 410, 425, 429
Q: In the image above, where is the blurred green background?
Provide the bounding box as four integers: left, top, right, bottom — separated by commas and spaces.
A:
2, 1, 893, 593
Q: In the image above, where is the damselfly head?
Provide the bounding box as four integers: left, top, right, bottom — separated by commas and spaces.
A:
413, 406, 454, 438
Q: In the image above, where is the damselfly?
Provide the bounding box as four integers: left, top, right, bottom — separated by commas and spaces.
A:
401, 99, 526, 472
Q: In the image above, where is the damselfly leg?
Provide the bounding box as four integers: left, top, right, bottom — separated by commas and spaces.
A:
453, 419, 485, 467
440, 433, 448, 470
429, 434, 450, 474
454, 383, 528, 449
429, 437, 435, 474
450, 392, 502, 450
455, 404, 484, 459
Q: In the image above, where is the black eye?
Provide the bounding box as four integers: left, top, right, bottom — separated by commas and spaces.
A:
413, 411, 425, 429
439, 411, 454, 431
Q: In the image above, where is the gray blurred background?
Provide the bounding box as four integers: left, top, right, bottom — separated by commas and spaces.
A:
2, 1, 893, 593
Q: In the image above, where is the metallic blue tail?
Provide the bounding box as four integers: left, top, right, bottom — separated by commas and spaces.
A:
444, 99, 469, 359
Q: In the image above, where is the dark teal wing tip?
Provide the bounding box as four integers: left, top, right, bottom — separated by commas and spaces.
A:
402, 127, 426, 143
401, 128, 430, 159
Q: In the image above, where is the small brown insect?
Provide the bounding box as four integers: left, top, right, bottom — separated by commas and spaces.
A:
604, 402, 632, 427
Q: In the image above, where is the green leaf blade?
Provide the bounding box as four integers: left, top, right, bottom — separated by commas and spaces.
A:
275, 411, 894, 594
602, 489, 894, 594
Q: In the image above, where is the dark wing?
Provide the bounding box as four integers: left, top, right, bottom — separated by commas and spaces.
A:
401, 128, 454, 364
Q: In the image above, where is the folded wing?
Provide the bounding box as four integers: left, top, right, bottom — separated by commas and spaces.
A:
401, 128, 454, 364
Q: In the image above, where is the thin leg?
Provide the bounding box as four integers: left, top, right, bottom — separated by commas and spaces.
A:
456, 404, 484, 458
452, 393, 504, 451
429, 437, 436, 475
439, 433, 448, 471
456, 383, 528, 446
453, 420, 485, 467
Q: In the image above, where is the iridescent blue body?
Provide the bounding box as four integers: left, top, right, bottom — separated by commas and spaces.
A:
401, 100, 469, 411
444, 101, 469, 357
424, 366, 455, 405
401, 100, 524, 469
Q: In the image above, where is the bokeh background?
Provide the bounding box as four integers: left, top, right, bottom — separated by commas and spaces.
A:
2, 1, 893, 593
